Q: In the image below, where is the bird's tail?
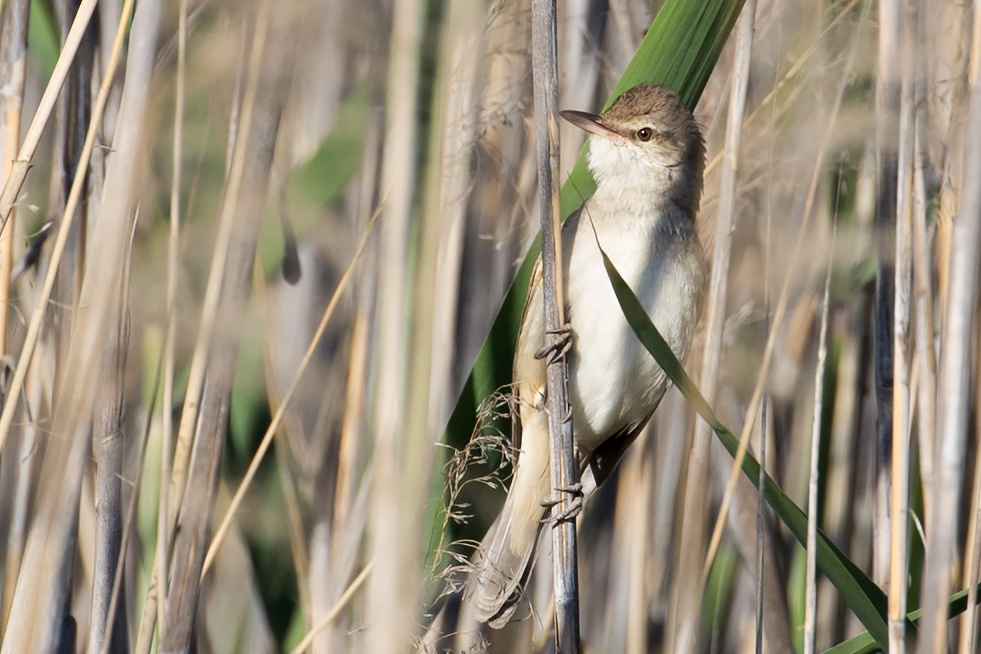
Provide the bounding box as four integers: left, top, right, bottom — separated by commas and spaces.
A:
468, 422, 551, 628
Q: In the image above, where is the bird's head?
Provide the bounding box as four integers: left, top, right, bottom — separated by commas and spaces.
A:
561, 84, 705, 216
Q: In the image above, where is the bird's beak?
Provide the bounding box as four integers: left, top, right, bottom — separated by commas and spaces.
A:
559, 110, 617, 138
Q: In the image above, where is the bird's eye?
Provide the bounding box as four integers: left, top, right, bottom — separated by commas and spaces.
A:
636, 127, 654, 142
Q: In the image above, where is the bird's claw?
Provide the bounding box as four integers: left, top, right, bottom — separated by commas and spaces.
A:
534, 325, 573, 365
540, 482, 584, 523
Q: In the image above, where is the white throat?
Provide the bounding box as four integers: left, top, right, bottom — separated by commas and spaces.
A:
586, 135, 677, 217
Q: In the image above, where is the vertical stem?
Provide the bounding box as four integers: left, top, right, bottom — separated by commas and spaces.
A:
919, 4, 981, 653
0, 0, 129, 458
0, 0, 29, 357
86, 278, 128, 654
364, 0, 423, 646
161, 1, 290, 647
960, 342, 981, 654
156, 0, 187, 638
889, 0, 917, 651
531, 0, 579, 649
804, 228, 836, 654
675, 2, 754, 650
0, 0, 99, 237
2, 0, 156, 645
0, 0, 31, 629
873, 0, 900, 589
911, 49, 938, 654
98, 351, 162, 654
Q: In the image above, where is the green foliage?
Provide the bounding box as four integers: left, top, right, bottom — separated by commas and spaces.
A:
703, 544, 740, 638
28, 0, 59, 77
285, 82, 371, 213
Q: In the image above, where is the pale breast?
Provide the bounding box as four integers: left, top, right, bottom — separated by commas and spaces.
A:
562, 203, 704, 453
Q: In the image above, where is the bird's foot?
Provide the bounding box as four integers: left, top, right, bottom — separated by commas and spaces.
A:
540, 482, 584, 523
534, 324, 573, 365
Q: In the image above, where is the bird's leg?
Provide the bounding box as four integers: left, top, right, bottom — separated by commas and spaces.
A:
534, 323, 573, 365
540, 482, 583, 522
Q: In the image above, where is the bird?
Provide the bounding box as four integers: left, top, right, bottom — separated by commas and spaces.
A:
468, 83, 708, 627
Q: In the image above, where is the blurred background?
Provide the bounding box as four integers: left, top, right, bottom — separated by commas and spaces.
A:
0, 0, 976, 652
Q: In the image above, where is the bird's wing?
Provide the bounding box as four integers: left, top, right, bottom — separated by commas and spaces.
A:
509, 256, 543, 454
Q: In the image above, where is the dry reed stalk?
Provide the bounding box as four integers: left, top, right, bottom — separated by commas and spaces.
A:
606, 0, 650, 74
0, 366, 41, 632
51, 0, 97, 337
671, 4, 757, 650
408, 5, 484, 644
0, 0, 31, 629
165, 17, 250, 537
531, 0, 580, 648
888, 1, 920, 651
88, 218, 143, 654
334, 102, 382, 539
95, 0, 123, 131
625, 433, 656, 654
641, 392, 692, 648
804, 227, 835, 654
86, 282, 129, 653
264, 239, 348, 536
911, 65, 938, 600
0, 428, 89, 654
155, 0, 188, 641
929, 2, 969, 372
84, 18, 132, 654
701, 0, 863, 183
327, 106, 383, 650
0, 0, 133, 458
289, 562, 373, 654
675, 4, 757, 652
909, 109, 944, 651
961, 151, 981, 654
202, 207, 381, 577
754, 6, 780, 651
555, 0, 599, 183
873, 0, 901, 590
426, 0, 482, 452
960, 346, 981, 654
698, 0, 868, 620
718, 435, 792, 653
813, 136, 876, 645
453, 0, 536, 369
598, 437, 646, 653
364, 0, 425, 646
396, 0, 471, 643
134, 14, 249, 650
918, 4, 981, 652
160, 2, 292, 648
0, 0, 98, 237
96, 349, 162, 654
0, 0, 159, 646
0, 0, 29, 358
